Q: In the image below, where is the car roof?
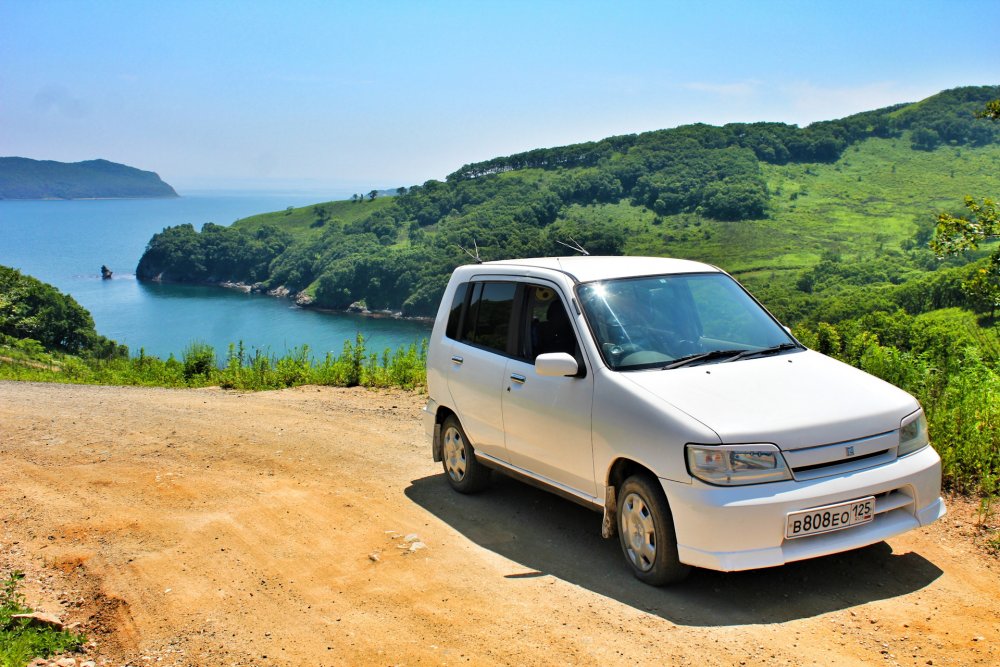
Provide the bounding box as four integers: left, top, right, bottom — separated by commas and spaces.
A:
479, 256, 721, 283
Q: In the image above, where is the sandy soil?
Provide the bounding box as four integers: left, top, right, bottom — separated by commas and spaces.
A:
1, 381, 998, 666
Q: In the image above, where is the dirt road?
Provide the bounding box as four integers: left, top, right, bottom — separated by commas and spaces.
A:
1, 381, 997, 666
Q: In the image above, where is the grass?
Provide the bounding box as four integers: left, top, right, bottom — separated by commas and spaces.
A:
1, 571, 85, 667
231, 197, 395, 238
0, 333, 428, 392
546, 136, 1000, 291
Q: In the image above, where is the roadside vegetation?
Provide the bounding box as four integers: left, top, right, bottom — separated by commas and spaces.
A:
1, 263, 426, 390
0, 333, 427, 392
0, 571, 85, 667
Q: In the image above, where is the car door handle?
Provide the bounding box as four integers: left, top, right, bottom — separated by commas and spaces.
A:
509, 373, 526, 384
451, 355, 464, 365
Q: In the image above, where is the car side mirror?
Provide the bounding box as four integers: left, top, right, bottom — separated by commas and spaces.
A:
535, 352, 579, 377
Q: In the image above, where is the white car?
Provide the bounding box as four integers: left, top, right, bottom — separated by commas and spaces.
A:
423, 256, 945, 585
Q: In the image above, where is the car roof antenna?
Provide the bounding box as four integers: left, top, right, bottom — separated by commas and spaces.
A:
556, 237, 590, 256
459, 240, 484, 264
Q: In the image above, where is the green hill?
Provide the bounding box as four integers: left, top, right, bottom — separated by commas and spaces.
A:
136, 85, 1000, 317
0, 264, 122, 357
0, 157, 178, 199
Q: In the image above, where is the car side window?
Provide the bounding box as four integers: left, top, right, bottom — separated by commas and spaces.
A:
456, 281, 517, 354
445, 282, 469, 340
520, 285, 579, 360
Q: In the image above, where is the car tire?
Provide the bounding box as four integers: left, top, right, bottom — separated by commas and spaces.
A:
440, 415, 491, 493
617, 474, 690, 585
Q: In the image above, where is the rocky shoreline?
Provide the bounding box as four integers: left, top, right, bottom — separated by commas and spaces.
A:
217, 280, 432, 321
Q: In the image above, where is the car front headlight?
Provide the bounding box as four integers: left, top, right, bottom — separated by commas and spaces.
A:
898, 409, 929, 457
685, 443, 792, 486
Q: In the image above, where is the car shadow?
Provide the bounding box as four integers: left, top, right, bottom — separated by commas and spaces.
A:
405, 473, 943, 627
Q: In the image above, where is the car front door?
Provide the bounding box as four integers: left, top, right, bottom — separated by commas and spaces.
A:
501, 284, 597, 499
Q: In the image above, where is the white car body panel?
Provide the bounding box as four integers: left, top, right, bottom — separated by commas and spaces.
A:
502, 355, 597, 497
619, 350, 918, 450
665, 445, 945, 571
444, 338, 510, 461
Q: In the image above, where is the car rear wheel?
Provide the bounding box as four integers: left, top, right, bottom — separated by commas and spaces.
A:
617, 474, 690, 585
441, 415, 491, 493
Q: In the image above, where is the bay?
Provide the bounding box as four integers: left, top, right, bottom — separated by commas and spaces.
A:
0, 192, 431, 359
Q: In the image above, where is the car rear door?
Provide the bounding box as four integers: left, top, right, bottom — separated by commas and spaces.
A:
444, 280, 517, 462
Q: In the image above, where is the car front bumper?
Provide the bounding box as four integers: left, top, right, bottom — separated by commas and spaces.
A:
663, 445, 946, 571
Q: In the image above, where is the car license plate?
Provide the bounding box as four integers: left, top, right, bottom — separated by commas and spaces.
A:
785, 496, 875, 539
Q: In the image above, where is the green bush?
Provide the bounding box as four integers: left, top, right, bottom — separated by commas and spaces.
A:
799, 315, 1000, 497
182, 342, 216, 379
1, 571, 85, 667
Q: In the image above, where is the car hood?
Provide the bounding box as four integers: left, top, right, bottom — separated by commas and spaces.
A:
620, 349, 918, 450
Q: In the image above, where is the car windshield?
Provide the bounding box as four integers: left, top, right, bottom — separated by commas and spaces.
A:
576, 272, 799, 371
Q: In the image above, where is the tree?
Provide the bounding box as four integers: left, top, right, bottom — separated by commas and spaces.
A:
976, 100, 1000, 120
368, 190, 378, 201
911, 126, 941, 151
396, 186, 407, 196
931, 99, 1000, 318
961, 256, 1000, 319
931, 99, 1000, 256
930, 196, 999, 256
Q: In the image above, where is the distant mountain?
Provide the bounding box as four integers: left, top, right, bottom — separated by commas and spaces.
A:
0, 158, 178, 199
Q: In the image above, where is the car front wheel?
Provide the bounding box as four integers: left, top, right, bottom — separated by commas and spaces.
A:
617, 474, 690, 585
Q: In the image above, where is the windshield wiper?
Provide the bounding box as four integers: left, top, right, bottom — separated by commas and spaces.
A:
723, 342, 801, 363
663, 349, 748, 369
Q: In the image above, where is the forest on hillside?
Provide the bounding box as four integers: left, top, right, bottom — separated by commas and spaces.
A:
136, 85, 1000, 317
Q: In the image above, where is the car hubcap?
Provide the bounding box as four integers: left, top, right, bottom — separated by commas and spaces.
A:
442, 426, 467, 481
621, 492, 656, 571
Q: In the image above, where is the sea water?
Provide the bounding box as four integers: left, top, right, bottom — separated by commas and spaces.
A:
0, 193, 431, 359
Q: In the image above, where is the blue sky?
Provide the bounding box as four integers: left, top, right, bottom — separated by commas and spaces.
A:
2, 0, 998, 193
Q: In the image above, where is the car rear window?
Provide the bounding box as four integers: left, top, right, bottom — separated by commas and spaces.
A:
445, 282, 469, 340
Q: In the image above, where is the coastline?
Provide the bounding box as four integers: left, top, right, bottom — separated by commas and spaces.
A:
214, 279, 433, 322
0, 194, 181, 201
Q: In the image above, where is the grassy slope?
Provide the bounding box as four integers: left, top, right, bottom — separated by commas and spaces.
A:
216, 131, 1000, 307
209, 137, 1000, 314
549, 135, 1000, 288
222, 136, 1000, 294
231, 197, 398, 299
232, 197, 394, 237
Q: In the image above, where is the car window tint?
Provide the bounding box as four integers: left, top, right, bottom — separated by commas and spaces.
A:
459, 282, 484, 342
445, 282, 469, 340
465, 282, 516, 353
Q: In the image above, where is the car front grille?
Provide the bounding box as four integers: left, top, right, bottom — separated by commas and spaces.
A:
783, 431, 898, 481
